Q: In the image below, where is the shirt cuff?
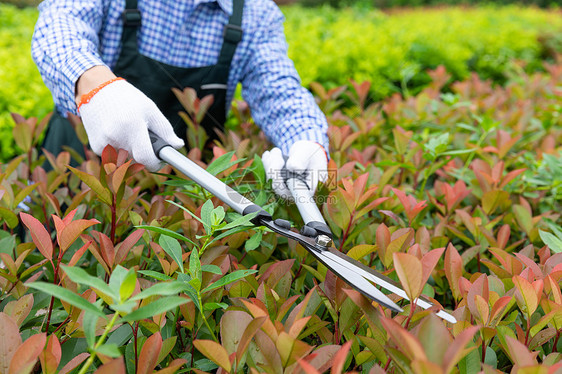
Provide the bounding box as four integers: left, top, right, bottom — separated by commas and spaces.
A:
59, 51, 108, 114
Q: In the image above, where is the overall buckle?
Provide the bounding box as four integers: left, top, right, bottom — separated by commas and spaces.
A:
223, 24, 243, 43
122, 9, 142, 27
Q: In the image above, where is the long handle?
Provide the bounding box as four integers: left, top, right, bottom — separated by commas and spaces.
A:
285, 177, 327, 225
150, 133, 254, 215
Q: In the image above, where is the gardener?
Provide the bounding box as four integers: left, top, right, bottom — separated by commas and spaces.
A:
31, 0, 329, 198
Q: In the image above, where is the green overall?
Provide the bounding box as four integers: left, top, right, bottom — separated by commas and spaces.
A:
41, 0, 244, 163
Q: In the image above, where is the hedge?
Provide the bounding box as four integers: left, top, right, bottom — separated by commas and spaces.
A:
1, 4, 562, 161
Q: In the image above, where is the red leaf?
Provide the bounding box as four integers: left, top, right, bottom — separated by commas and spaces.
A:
444, 244, 463, 300
421, 247, 445, 286
153, 358, 187, 374
0, 313, 23, 374
101, 145, 118, 165
513, 275, 539, 319
60, 219, 100, 252
330, 341, 351, 374
298, 358, 321, 374
137, 332, 163, 374
93, 357, 125, 374
39, 335, 61, 374
379, 317, 427, 361
115, 229, 144, 265
394, 253, 423, 301
58, 353, 90, 374
8, 333, 47, 374
442, 326, 479, 373
20, 213, 53, 261
97, 232, 116, 270
504, 336, 536, 367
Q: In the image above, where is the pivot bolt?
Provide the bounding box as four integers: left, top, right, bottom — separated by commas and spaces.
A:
315, 235, 332, 247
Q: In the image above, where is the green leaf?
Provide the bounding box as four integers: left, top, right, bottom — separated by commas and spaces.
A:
109, 266, 130, 294
539, 229, 562, 253
0, 208, 19, 229
131, 281, 186, 301
201, 265, 222, 275
458, 344, 480, 374
189, 249, 202, 286
61, 265, 117, 301
201, 269, 257, 294
135, 225, 197, 248
137, 271, 173, 281
0, 235, 15, 255
83, 310, 99, 348
206, 151, 244, 176
211, 206, 225, 227
119, 269, 137, 302
28, 282, 105, 317
120, 296, 188, 323
218, 212, 257, 231
200, 200, 214, 234
67, 165, 112, 205
95, 344, 122, 358
159, 236, 184, 274
245, 231, 262, 252
165, 200, 206, 229
203, 302, 228, 311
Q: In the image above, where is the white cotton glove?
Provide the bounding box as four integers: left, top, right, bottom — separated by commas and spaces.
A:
78, 79, 184, 171
262, 140, 328, 200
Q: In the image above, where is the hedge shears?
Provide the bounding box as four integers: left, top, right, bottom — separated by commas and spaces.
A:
150, 132, 456, 323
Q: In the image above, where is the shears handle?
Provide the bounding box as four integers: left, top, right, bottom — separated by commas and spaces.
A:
281, 162, 332, 238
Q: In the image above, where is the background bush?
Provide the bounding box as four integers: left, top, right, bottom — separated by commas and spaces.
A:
284, 5, 562, 96
1, 3, 561, 162
0, 4, 52, 160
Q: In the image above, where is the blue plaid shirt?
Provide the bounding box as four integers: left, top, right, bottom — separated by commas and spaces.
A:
31, 0, 329, 155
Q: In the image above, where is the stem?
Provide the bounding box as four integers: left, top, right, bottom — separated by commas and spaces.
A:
481, 339, 487, 363
383, 357, 392, 371
133, 323, 139, 370
52, 315, 71, 334
339, 213, 355, 252
333, 310, 340, 344
554, 330, 560, 353
404, 301, 416, 329
199, 295, 217, 342
110, 196, 117, 244
524, 318, 531, 346
77, 313, 120, 374
45, 254, 62, 334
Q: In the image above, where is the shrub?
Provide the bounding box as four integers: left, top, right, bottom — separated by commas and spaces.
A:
2, 3, 562, 162
0, 61, 561, 372
283, 5, 562, 97
0, 4, 53, 162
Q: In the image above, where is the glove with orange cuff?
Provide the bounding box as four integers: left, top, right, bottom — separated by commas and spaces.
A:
77, 77, 184, 171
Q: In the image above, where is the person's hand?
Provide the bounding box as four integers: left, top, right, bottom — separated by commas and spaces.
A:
76, 67, 184, 171
262, 140, 328, 199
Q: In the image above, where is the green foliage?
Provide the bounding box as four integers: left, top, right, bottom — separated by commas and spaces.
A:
282, 5, 562, 98
0, 4, 53, 161
2, 3, 562, 162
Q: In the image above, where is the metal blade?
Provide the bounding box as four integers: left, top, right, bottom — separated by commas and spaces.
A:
309, 246, 403, 312
323, 247, 457, 324
259, 219, 402, 312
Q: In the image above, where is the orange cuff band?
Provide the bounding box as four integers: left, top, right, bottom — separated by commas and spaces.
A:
77, 77, 124, 111
315, 142, 329, 162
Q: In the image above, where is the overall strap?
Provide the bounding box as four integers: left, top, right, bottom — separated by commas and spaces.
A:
120, 0, 142, 55
217, 0, 244, 67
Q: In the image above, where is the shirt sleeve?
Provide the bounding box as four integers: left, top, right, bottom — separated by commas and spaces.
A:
31, 0, 108, 117
239, 2, 329, 156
